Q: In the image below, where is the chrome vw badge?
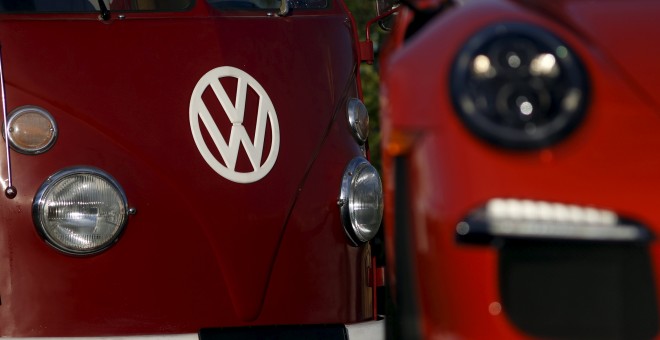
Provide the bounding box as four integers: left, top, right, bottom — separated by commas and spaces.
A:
189, 66, 280, 183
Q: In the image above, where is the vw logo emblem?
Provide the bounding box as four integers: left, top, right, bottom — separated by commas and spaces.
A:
189, 66, 280, 183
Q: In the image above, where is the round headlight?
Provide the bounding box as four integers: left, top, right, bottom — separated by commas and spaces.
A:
347, 98, 369, 144
6, 106, 57, 154
33, 167, 128, 255
339, 157, 383, 245
451, 23, 589, 149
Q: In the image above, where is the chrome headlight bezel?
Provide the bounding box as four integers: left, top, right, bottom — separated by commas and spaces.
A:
451, 22, 589, 149
6, 106, 58, 155
339, 157, 384, 246
347, 98, 370, 145
33, 167, 129, 256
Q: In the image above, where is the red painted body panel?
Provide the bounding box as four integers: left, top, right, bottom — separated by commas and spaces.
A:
0, 1, 374, 336
381, 0, 660, 338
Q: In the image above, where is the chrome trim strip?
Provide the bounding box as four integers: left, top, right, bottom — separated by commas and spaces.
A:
346, 319, 385, 340
0, 45, 16, 198
2, 320, 386, 340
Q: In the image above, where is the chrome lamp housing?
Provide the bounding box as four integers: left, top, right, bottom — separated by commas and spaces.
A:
6, 106, 57, 154
338, 157, 384, 246
33, 167, 129, 255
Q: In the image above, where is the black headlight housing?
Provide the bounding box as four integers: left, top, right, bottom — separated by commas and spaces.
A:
451, 23, 589, 149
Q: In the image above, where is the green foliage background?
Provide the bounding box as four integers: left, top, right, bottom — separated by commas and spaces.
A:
344, 1, 383, 170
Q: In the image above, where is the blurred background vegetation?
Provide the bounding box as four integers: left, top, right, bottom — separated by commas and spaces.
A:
345, 0, 384, 171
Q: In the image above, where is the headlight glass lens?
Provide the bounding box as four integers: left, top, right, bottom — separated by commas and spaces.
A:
33, 168, 128, 255
347, 98, 369, 144
6, 106, 57, 154
339, 157, 383, 245
451, 23, 589, 148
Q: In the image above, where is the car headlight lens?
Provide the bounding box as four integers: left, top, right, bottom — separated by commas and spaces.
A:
6, 106, 57, 154
33, 167, 128, 255
451, 23, 589, 148
347, 98, 369, 144
339, 157, 383, 245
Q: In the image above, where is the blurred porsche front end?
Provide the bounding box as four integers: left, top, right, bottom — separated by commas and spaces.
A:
381, 0, 660, 338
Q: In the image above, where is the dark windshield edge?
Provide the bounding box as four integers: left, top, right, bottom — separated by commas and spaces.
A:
0, 0, 195, 13
207, 0, 327, 10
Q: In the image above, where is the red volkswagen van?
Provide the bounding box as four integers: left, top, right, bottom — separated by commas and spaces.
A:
380, 0, 660, 339
0, 0, 384, 338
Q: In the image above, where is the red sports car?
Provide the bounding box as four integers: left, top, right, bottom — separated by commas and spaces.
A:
379, 0, 660, 338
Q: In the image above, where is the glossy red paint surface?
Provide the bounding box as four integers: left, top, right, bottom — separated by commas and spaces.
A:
0, 1, 374, 336
381, 0, 660, 338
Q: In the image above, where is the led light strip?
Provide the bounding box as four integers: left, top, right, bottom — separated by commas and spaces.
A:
486, 199, 617, 226
457, 198, 652, 243
489, 220, 643, 241
0, 45, 16, 199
